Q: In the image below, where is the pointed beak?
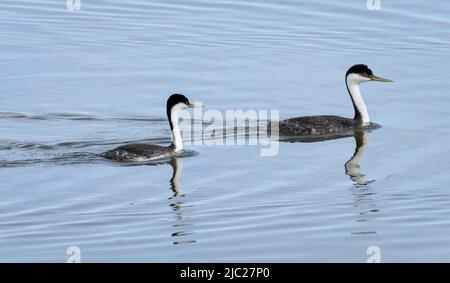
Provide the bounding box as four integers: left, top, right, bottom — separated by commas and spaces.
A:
188, 103, 202, 108
369, 75, 393, 82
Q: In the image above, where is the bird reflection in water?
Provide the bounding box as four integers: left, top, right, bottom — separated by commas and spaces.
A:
280, 129, 379, 234
344, 130, 375, 186
280, 129, 375, 187
167, 157, 196, 245
344, 130, 379, 235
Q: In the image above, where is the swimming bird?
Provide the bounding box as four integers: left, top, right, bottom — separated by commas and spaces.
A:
278, 64, 393, 137
101, 94, 198, 162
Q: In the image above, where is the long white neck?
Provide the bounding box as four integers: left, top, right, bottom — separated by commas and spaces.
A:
346, 76, 370, 124
170, 107, 184, 152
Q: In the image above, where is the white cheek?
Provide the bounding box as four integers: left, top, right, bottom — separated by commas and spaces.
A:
361, 76, 371, 83
172, 103, 188, 112
347, 73, 371, 83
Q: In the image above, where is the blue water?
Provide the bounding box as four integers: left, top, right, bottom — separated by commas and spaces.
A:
1, 0, 450, 262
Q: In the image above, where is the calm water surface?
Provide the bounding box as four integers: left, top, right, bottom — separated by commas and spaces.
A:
1, 0, 450, 262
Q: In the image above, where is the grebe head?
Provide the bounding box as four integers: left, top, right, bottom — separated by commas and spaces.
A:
167, 93, 194, 113
166, 93, 198, 130
346, 64, 393, 84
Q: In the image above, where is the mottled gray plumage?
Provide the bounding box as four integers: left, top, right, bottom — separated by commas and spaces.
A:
279, 115, 361, 136
279, 115, 360, 136
268, 116, 380, 143
100, 143, 175, 162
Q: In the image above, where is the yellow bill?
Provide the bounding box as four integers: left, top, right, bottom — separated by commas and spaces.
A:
370, 75, 394, 82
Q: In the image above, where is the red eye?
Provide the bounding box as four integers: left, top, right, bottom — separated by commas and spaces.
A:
361, 72, 369, 77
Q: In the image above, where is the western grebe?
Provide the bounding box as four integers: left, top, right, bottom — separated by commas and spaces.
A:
279, 64, 393, 137
101, 94, 198, 162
